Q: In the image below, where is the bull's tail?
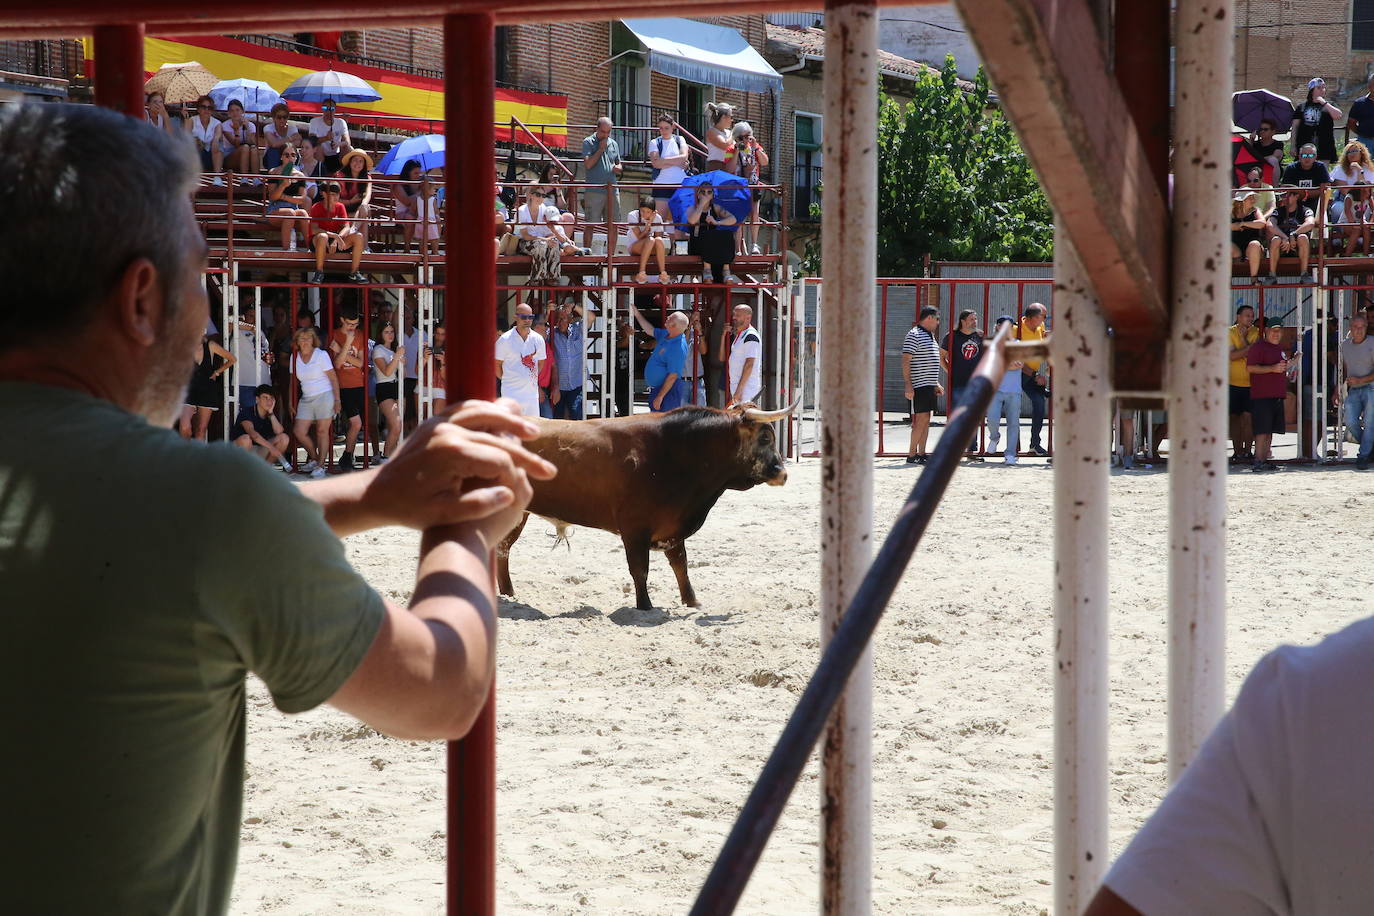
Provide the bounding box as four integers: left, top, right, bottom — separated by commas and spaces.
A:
546, 521, 574, 552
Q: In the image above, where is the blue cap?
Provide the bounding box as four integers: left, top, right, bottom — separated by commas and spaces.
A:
994, 315, 1015, 327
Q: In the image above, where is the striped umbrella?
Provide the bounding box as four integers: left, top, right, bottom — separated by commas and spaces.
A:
280, 70, 382, 105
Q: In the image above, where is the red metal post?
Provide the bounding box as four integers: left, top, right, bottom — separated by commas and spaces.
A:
445, 13, 497, 916
92, 24, 145, 116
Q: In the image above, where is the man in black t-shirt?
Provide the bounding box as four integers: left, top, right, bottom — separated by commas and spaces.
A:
1280, 144, 1331, 215
941, 309, 985, 459
1251, 119, 1285, 175
1350, 76, 1374, 150
1267, 191, 1316, 280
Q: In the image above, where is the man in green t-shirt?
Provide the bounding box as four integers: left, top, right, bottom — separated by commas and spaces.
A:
0, 103, 556, 914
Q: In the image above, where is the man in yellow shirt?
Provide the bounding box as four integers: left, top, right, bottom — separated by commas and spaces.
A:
1019, 303, 1050, 455
1228, 304, 1260, 461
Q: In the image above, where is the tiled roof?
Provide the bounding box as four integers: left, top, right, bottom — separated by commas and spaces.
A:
764, 23, 975, 90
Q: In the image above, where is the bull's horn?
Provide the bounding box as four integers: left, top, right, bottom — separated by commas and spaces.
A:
743, 396, 802, 423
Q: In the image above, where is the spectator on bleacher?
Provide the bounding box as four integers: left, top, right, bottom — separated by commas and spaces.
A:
1339, 185, 1374, 255
329, 305, 368, 471
402, 304, 421, 431
1247, 321, 1289, 472
232, 302, 273, 412
233, 384, 292, 472
416, 172, 443, 259
550, 302, 584, 420
1019, 303, 1050, 456
1243, 166, 1276, 219
1251, 119, 1284, 175
291, 326, 339, 479
265, 142, 311, 251
308, 182, 367, 284
144, 91, 176, 138
986, 315, 1023, 465
902, 306, 943, 464
370, 322, 404, 462
1228, 304, 1259, 462
1292, 78, 1341, 164
580, 117, 622, 250
494, 181, 510, 254
1280, 143, 1331, 220
186, 95, 224, 185
219, 99, 259, 180
495, 302, 544, 418
1329, 140, 1374, 227
335, 149, 374, 251
686, 184, 738, 285
731, 121, 769, 256
1267, 190, 1316, 282
532, 316, 555, 419
308, 98, 352, 174
629, 301, 689, 413
298, 134, 326, 188
724, 303, 763, 408
261, 102, 300, 172
179, 329, 236, 440
649, 113, 690, 230
516, 186, 581, 284
537, 162, 574, 216
421, 325, 447, 418
627, 197, 669, 284
393, 160, 422, 252
1342, 314, 1374, 469
704, 102, 737, 173
1231, 191, 1271, 285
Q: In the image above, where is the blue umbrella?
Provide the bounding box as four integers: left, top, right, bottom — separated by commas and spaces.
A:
1232, 88, 1294, 134
375, 133, 445, 175
281, 70, 382, 105
209, 78, 283, 113
669, 171, 751, 233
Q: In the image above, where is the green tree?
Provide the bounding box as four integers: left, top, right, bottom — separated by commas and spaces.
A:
803, 57, 1053, 275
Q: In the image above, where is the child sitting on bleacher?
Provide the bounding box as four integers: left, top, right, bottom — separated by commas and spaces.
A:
417, 173, 442, 259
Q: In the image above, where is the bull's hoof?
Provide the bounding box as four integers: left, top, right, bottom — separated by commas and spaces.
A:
684, 598, 701, 609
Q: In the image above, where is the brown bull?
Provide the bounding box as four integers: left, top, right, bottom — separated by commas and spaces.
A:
496, 400, 797, 610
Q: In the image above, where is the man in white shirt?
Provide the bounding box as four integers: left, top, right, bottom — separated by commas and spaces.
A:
725, 304, 763, 407
1086, 617, 1374, 916
308, 98, 353, 173
495, 302, 544, 418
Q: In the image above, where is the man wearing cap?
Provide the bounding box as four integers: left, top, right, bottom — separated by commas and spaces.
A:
1292, 78, 1341, 164
308, 98, 353, 174
1246, 321, 1290, 472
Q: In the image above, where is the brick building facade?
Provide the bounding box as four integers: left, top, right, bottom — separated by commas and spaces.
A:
1237, 1, 1374, 104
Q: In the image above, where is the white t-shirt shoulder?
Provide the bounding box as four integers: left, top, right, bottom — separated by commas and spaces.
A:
729, 325, 763, 401
1332, 163, 1374, 185
190, 117, 221, 150
372, 343, 397, 382
264, 121, 301, 144
652, 135, 688, 186
517, 202, 558, 238
308, 116, 349, 155
219, 119, 257, 150
495, 328, 543, 393
1105, 617, 1374, 915
293, 347, 334, 398
625, 209, 665, 247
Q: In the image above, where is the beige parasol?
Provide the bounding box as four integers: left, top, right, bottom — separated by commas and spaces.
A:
143, 61, 219, 105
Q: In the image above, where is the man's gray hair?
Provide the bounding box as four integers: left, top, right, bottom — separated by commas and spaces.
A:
0, 103, 200, 345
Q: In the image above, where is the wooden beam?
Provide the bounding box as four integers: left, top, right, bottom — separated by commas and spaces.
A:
955, 0, 1171, 391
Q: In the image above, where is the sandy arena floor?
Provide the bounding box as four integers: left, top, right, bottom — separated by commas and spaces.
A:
230, 453, 1373, 915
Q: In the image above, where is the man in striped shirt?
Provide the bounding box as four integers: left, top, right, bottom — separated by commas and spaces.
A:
902, 306, 944, 464
549, 303, 585, 420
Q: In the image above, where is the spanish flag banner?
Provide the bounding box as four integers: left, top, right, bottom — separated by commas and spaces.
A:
83, 34, 569, 147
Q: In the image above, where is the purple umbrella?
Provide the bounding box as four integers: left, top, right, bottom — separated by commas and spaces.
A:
1233, 89, 1294, 134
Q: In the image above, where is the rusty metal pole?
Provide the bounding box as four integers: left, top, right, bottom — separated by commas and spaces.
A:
92, 24, 145, 116
444, 12, 497, 916
819, 1, 877, 912
1050, 230, 1110, 916
1168, 0, 1233, 783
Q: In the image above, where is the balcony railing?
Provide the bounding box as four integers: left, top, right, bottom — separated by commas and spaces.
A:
794, 165, 822, 220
